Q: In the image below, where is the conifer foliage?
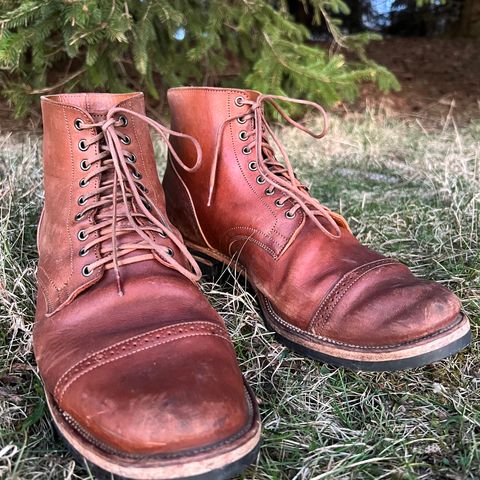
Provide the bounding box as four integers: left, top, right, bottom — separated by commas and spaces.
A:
0, 0, 400, 116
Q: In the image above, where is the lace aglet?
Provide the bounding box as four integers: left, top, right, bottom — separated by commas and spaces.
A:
115, 270, 124, 297
207, 187, 214, 207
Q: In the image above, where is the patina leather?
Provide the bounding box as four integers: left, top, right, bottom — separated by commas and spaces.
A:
163, 87, 467, 361
34, 92, 258, 461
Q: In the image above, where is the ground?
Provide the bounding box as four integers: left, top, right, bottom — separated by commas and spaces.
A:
343, 37, 480, 125
0, 108, 479, 479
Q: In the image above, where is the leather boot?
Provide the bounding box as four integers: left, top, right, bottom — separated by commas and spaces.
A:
163, 87, 471, 372
35, 93, 260, 479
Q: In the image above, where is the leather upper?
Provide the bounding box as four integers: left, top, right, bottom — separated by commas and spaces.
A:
34, 93, 254, 456
164, 87, 462, 348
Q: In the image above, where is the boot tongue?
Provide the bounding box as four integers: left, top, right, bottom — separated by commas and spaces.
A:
84, 94, 152, 262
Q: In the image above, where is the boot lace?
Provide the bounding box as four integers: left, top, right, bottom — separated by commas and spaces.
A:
208, 94, 350, 239
74, 107, 202, 294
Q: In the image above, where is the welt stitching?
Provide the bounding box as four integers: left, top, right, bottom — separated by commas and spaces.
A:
61, 384, 256, 460
54, 321, 224, 397
310, 259, 398, 333
262, 295, 463, 350
57, 331, 229, 402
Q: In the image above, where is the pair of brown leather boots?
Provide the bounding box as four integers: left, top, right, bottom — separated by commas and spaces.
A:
34, 89, 471, 480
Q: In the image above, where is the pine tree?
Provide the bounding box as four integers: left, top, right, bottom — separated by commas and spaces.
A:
0, 0, 400, 117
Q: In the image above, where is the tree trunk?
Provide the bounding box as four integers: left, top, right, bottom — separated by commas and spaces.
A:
455, 0, 480, 37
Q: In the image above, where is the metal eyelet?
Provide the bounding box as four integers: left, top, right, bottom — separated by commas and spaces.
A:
237, 116, 247, 124
248, 161, 257, 171
121, 135, 131, 145
265, 187, 275, 196
82, 265, 93, 277
79, 247, 89, 257
79, 178, 89, 188
132, 170, 142, 180
77, 196, 87, 206
242, 146, 252, 155
74, 212, 84, 222
78, 139, 89, 151
239, 131, 248, 141
144, 202, 152, 211
80, 159, 90, 171
127, 153, 136, 163
285, 211, 296, 219
74, 119, 83, 131
275, 199, 285, 208
77, 229, 88, 241
159, 230, 167, 238
118, 115, 128, 127
166, 247, 174, 257
256, 176, 266, 185
234, 96, 244, 107
139, 184, 148, 193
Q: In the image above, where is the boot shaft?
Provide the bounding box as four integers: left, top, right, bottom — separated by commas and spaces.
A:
165, 87, 304, 256
38, 93, 189, 317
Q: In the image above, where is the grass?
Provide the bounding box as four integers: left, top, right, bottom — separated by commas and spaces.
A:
0, 111, 479, 479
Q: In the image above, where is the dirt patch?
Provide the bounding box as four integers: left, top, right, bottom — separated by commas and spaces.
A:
347, 37, 480, 124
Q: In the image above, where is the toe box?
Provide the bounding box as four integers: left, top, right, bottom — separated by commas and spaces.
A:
56, 325, 253, 456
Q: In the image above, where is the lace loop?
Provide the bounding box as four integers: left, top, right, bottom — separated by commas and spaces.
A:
208, 94, 349, 239
76, 107, 203, 294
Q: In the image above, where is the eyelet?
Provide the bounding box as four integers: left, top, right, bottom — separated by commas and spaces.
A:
79, 247, 89, 257
239, 131, 248, 141
234, 96, 244, 107
132, 170, 142, 180
166, 248, 174, 257
121, 135, 131, 145
79, 178, 89, 188
144, 202, 152, 211
77, 229, 88, 241
256, 176, 266, 185
237, 116, 247, 124
80, 159, 91, 171
82, 265, 93, 277
275, 199, 285, 208
127, 153, 136, 164
74, 212, 84, 222
242, 146, 252, 155
248, 161, 257, 171
74, 119, 83, 130
285, 211, 296, 219
118, 115, 128, 127
139, 183, 148, 193
77, 196, 87, 206
159, 230, 167, 238
78, 139, 89, 151
265, 187, 275, 196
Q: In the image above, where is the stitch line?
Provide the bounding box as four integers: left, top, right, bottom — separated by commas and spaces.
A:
310, 259, 399, 333
59, 383, 257, 460
55, 321, 226, 399
229, 235, 278, 259
57, 331, 229, 402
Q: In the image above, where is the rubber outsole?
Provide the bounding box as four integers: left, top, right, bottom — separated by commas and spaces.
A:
194, 246, 472, 372
260, 307, 472, 371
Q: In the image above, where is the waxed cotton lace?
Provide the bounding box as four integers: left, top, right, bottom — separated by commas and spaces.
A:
208, 95, 350, 239
75, 107, 202, 295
